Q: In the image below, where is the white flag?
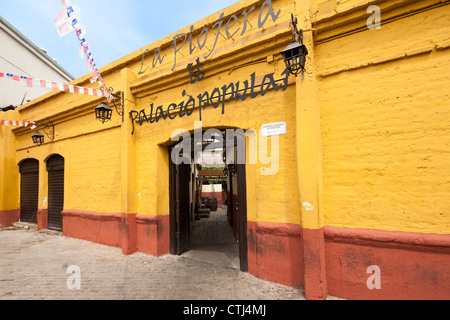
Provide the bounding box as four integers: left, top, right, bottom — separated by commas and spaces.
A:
54, 5, 73, 37
54, 2, 81, 38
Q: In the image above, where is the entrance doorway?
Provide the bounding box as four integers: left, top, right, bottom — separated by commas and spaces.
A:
47, 155, 64, 231
19, 159, 39, 225
169, 129, 248, 272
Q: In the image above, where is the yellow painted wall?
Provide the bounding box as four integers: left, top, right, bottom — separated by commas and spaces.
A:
12, 121, 123, 215
1, 0, 448, 236
129, 0, 300, 225
0, 110, 20, 211
316, 1, 450, 234
133, 72, 299, 224
8, 67, 123, 214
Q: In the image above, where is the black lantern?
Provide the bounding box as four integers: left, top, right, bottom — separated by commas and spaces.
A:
95, 89, 124, 124
30, 121, 54, 145
281, 14, 308, 77
95, 102, 113, 124
32, 131, 44, 146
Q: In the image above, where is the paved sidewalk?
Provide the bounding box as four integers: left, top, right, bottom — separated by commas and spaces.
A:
0, 225, 306, 300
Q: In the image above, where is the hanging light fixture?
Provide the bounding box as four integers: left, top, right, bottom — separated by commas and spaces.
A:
32, 131, 45, 146
95, 102, 113, 124
280, 14, 309, 78
95, 89, 124, 124
31, 121, 54, 146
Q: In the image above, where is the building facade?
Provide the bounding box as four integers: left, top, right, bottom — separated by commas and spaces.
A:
1, 0, 449, 300
0, 16, 74, 110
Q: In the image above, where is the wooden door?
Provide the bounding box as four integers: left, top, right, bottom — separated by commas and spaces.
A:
236, 163, 248, 272
47, 155, 64, 231
169, 154, 191, 255
19, 159, 39, 224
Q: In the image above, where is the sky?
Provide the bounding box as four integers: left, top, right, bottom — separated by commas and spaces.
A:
0, 0, 239, 80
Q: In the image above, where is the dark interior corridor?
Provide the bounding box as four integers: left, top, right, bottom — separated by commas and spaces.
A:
181, 206, 239, 269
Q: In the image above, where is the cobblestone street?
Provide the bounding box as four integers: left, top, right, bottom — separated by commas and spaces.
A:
0, 211, 306, 300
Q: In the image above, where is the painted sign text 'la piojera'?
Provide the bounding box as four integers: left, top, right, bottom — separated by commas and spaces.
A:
129, 68, 291, 135
138, 0, 282, 74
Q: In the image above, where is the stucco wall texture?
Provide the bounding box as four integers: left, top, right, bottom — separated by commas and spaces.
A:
1, 0, 449, 300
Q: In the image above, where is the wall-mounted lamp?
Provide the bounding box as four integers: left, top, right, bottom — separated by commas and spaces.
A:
32, 131, 45, 146
228, 164, 236, 175
95, 88, 124, 124
31, 121, 55, 146
95, 102, 113, 124
280, 14, 309, 78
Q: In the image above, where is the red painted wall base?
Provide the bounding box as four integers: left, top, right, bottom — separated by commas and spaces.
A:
324, 227, 450, 300
0, 209, 20, 227
56, 210, 450, 300
61, 210, 170, 257
37, 209, 48, 230
136, 214, 170, 256
62, 210, 123, 248
247, 221, 450, 300
247, 221, 304, 288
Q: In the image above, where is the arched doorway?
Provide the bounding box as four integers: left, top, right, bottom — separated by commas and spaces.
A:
47, 155, 65, 231
169, 128, 248, 272
19, 159, 39, 225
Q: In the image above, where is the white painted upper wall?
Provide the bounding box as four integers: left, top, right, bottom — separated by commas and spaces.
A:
0, 16, 73, 109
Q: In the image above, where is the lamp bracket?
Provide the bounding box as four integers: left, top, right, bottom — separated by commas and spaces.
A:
107, 87, 125, 122
289, 13, 304, 45
35, 120, 55, 142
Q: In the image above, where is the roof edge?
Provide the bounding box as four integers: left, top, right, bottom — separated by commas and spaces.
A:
0, 15, 75, 81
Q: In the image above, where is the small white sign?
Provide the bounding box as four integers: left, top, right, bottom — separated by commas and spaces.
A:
261, 122, 287, 137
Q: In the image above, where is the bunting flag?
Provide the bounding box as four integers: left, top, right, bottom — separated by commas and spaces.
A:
0, 72, 108, 98
54, 1, 75, 37
55, 0, 113, 102
0, 120, 37, 129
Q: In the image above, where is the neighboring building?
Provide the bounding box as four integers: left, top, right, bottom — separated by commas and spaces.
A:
0, 15, 73, 110
1, 0, 449, 300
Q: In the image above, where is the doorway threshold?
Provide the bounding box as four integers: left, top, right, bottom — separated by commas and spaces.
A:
180, 244, 240, 270
182, 207, 240, 270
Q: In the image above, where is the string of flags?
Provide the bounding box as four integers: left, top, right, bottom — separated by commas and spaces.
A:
0, 71, 107, 130
0, 72, 108, 98
0, 70, 108, 130
54, 0, 113, 101
1, 1, 112, 101
0, 120, 37, 129
1, 1, 114, 130
0, 69, 109, 130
